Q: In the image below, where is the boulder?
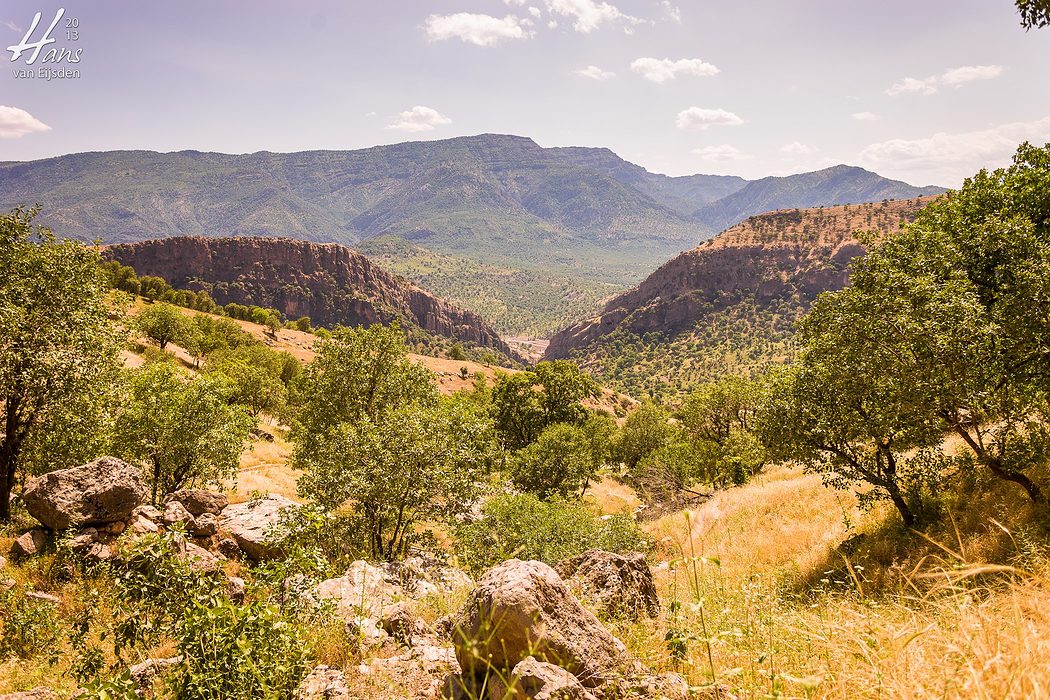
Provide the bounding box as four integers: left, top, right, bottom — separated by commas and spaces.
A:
226, 575, 246, 602
216, 535, 241, 559
380, 602, 426, 643
166, 489, 228, 516
192, 512, 219, 537
129, 656, 182, 687
179, 541, 225, 572
382, 556, 473, 598
161, 500, 196, 529
217, 494, 298, 561
0, 555, 6, 569
313, 560, 404, 619
11, 529, 48, 559
451, 559, 632, 688
294, 665, 350, 700
25, 591, 61, 605
23, 457, 147, 530
511, 656, 598, 700
617, 672, 692, 700
555, 550, 660, 620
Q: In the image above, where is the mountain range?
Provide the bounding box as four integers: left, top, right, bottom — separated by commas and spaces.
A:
0, 134, 945, 335
545, 197, 939, 398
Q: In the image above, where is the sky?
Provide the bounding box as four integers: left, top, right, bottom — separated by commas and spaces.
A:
2, 0, 1049, 187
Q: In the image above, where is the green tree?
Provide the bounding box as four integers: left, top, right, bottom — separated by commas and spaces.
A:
615, 400, 677, 472
1017, 0, 1050, 29
492, 360, 599, 450
510, 423, 595, 499
205, 344, 297, 417
292, 325, 495, 559
297, 397, 497, 560
113, 363, 254, 503
0, 209, 126, 521
137, 302, 192, 350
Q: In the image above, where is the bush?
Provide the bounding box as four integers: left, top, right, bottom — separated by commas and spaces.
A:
510, 423, 595, 499
455, 492, 649, 574
170, 598, 309, 700
0, 587, 63, 662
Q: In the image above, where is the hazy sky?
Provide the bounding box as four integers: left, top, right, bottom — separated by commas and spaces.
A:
2, 1, 1048, 186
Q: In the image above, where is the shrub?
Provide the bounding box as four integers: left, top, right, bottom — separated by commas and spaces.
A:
0, 587, 63, 662
510, 423, 595, 499
455, 492, 649, 574
170, 598, 309, 700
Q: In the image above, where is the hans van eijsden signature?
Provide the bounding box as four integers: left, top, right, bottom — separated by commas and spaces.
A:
8, 8, 82, 80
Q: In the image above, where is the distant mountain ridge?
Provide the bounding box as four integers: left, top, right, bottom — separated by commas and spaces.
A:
105, 236, 522, 362
545, 197, 939, 398
0, 134, 945, 334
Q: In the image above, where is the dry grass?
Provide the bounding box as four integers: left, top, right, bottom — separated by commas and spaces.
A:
626, 466, 1050, 699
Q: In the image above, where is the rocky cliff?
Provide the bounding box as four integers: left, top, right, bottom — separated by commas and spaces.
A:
544, 197, 939, 395
106, 236, 520, 360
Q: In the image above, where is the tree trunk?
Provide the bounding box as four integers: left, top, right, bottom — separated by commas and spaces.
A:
884, 480, 915, 527
947, 421, 1046, 505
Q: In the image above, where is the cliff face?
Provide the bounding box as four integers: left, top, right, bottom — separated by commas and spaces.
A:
106, 236, 520, 359
546, 197, 937, 361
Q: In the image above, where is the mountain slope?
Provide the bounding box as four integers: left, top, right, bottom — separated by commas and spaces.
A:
693, 165, 945, 233
545, 197, 939, 398
0, 135, 944, 335
105, 236, 522, 362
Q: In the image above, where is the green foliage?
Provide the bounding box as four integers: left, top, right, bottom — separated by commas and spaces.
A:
135, 302, 194, 350
1017, 0, 1050, 29
455, 492, 648, 574
0, 587, 63, 662
113, 362, 254, 503
0, 207, 126, 520
510, 423, 596, 499
492, 360, 600, 450
185, 313, 255, 365
205, 344, 298, 416
171, 597, 309, 700
615, 400, 678, 471
294, 325, 497, 559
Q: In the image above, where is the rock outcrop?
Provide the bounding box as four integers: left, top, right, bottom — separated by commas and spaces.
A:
450, 559, 632, 688
106, 236, 520, 360
165, 489, 228, 516
556, 550, 660, 620
546, 198, 937, 363
22, 457, 147, 530
217, 494, 298, 561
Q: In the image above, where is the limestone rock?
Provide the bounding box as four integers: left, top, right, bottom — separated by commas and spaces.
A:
161, 500, 196, 529
294, 665, 350, 700
314, 560, 404, 619
451, 559, 631, 688
165, 489, 228, 516
192, 512, 219, 537
23, 457, 146, 530
11, 529, 48, 559
129, 656, 182, 687
555, 550, 660, 620
511, 656, 598, 700
0, 689, 53, 699
217, 494, 298, 561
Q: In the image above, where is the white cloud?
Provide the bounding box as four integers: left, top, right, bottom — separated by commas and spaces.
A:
660, 1, 682, 23
424, 13, 531, 46
630, 57, 719, 83
852, 111, 879, 121
941, 64, 1003, 86
544, 0, 641, 33
386, 106, 452, 133
780, 141, 817, 156
859, 116, 1050, 184
675, 107, 743, 130
548, 19, 559, 28
0, 106, 50, 138
692, 144, 752, 163
576, 65, 615, 80
528, 6, 542, 17
885, 64, 1003, 96
4, 20, 23, 32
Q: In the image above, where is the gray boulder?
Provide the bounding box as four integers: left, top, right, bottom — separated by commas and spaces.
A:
217, 494, 298, 561
23, 457, 146, 530
511, 656, 598, 700
294, 665, 350, 700
555, 550, 660, 620
0, 689, 53, 700
451, 559, 632, 688
10, 529, 48, 559
313, 560, 404, 619
165, 489, 228, 516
